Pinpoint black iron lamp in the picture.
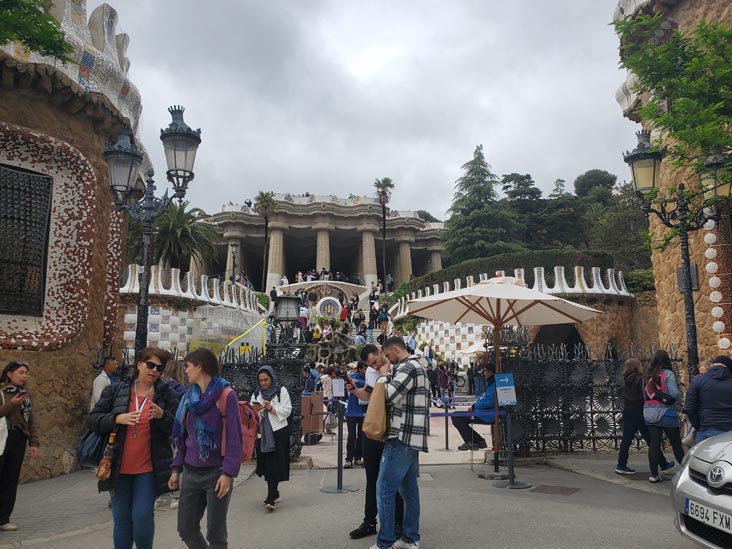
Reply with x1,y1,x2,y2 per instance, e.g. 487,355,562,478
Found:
702,149,732,201
230,240,239,283
624,129,723,377
104,106,201,356
160,105,201,200
625,130,663,195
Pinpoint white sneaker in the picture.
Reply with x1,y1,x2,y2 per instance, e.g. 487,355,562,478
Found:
393,540,419,549
0,523,18,532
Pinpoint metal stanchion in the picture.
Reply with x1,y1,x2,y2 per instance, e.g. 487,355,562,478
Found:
493,409,531,489
321,400,359,494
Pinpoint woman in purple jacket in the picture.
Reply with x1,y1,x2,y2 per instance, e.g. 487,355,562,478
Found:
168,348,242,549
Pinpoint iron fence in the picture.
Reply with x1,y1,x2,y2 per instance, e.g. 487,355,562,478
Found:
497,343,683,455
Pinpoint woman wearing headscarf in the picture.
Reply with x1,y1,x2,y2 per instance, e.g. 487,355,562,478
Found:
0,361,39,532
251,365,292,510
169,348,242,548
88,348,179,549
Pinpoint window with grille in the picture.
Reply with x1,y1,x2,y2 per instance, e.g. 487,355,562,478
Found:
0,164,53,316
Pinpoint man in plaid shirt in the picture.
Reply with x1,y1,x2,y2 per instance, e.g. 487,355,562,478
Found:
371,336,430,549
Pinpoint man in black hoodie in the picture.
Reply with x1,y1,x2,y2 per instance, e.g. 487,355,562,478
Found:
685,355,732,442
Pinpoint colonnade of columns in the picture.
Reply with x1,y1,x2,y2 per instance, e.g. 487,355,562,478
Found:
216,226,440,291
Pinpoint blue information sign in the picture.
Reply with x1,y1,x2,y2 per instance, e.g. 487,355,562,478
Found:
495,373,518,406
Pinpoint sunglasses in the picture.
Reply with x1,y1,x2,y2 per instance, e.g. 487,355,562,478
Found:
144,361,164,372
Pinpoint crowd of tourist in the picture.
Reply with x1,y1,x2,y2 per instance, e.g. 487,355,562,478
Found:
7,336,732,548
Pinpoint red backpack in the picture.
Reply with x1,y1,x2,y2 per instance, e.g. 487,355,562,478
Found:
218,387,261,462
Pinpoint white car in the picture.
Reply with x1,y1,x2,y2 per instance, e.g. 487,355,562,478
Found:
671,431,732,548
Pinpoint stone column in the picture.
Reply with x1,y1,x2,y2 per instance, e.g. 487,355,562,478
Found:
316,229,331,272
397,241,413,286
361,230,378,288
429,250,443,272
266,228,285,290
189,251,203,278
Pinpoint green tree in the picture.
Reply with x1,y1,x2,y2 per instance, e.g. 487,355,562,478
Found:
254,191,277,291
126,202,218,271
614,15,732,184
0,0,73,61
574,169,617,197
549,178,567,198
374,177,395,283
501,173,543,201
444,145,525,264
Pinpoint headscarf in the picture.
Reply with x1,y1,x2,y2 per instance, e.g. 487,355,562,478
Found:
2,384,31,423
173,375,230,461
256,365,281,453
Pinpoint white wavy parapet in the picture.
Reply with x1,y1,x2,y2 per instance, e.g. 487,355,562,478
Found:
120,265,264,314
1,1,142,129
391,266,633,320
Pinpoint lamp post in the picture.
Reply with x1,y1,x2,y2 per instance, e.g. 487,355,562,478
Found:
229,240,239,283
624,130,729,376
104,106,202,357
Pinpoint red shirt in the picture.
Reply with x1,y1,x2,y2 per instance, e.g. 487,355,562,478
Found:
119,389,153,475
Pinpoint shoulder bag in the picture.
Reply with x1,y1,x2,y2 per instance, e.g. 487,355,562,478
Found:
362,382,387,442
77,381,124,468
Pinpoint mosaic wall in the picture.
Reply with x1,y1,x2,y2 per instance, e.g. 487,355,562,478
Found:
119,265,265,354
103,210,125,349
1,0,142,132
0,123,96,350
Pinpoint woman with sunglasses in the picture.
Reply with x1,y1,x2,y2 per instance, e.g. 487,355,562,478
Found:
0,361,39,532
89,348,179,549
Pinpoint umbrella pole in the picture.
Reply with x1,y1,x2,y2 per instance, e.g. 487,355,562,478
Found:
492,324,501,472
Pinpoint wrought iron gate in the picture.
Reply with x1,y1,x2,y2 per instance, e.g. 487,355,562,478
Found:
497,343,683,455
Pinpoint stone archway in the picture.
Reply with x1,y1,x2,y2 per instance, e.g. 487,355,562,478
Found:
534,325,586,358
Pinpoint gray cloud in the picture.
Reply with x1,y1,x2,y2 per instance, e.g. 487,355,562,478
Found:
88,0,634,219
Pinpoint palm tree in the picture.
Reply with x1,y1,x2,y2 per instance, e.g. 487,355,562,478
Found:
126,201,218,272
373,177,395,288
254,191,277,291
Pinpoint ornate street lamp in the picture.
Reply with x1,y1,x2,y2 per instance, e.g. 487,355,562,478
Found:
104,106,201,357
624,130,724,376
229,240,239,283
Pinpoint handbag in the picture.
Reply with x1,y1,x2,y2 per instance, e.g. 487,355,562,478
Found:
362,382,387,442
682,417,697,447
76,429,107,468
0,392,8,456
77,381,123,468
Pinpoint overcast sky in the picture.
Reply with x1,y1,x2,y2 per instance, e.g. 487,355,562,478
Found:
88,0,638,219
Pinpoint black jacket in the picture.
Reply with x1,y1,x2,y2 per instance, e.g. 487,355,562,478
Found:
88,378,179,497
622,371,644,409
685,365,732,431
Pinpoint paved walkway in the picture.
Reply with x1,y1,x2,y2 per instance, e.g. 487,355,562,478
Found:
0,460,687,549
0,404,677,548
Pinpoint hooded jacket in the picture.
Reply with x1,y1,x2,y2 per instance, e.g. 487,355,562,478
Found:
685,365,732,432
622,371,644,409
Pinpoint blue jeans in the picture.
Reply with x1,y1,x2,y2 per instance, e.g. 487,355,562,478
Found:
697,428,726,442
376,439,420,548
111,472,156,549
474,376,485,398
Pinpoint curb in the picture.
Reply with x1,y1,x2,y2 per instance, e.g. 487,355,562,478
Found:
544,458,672,497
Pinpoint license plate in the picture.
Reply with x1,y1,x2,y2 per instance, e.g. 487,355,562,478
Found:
685,498,732,533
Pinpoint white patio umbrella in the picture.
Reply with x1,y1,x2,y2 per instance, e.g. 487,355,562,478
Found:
409,276,601,372
408,275,602,453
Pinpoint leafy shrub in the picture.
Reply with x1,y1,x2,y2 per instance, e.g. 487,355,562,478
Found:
624,269,655,292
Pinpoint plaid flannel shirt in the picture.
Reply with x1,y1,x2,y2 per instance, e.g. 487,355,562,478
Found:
380,356,430,452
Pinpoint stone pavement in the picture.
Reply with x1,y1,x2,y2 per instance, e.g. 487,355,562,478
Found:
0,427,678,549
0,459,688,549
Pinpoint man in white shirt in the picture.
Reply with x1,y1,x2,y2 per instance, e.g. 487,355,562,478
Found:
89,356,118,410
